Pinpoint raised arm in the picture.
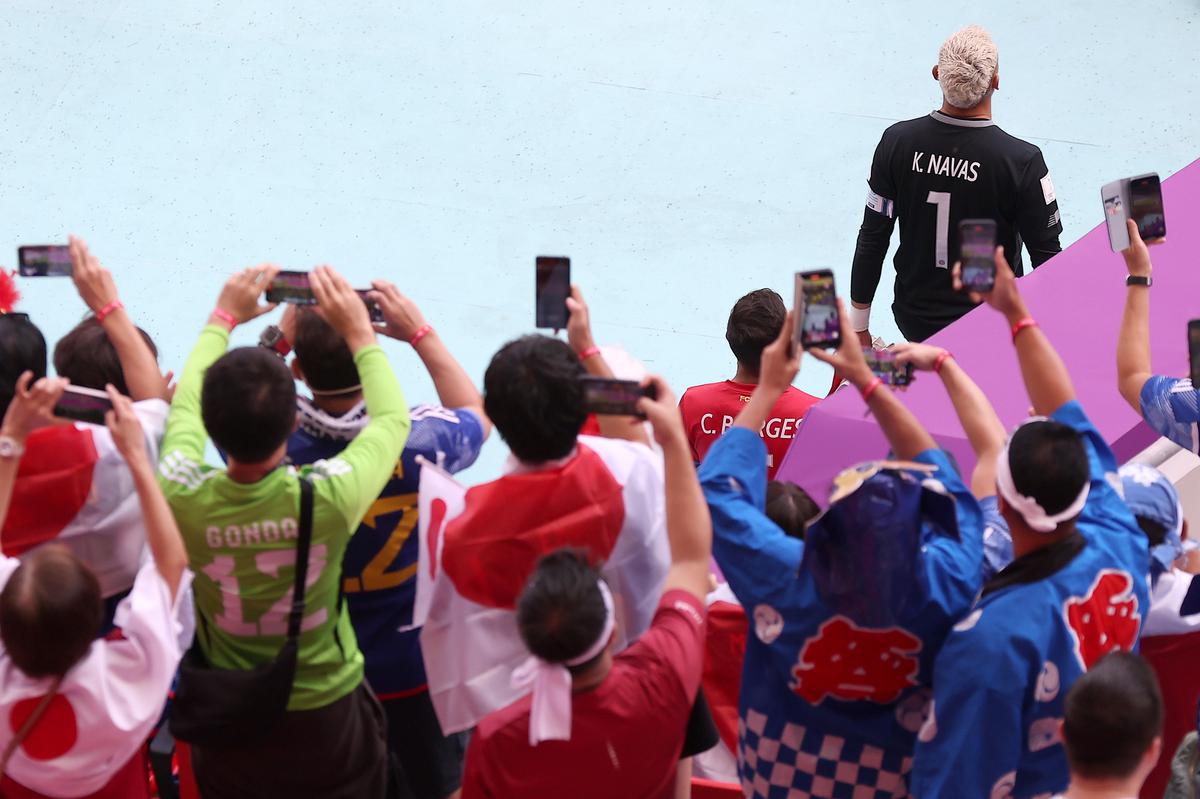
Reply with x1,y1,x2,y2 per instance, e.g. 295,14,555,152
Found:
309,266,411,525
894,343,1006,498
370,280,491,437
850,134,899,348
1014,150,1063,270
638,376,712,603
566,285,650,448
0,374,66,531
957,247,1074,415
105,385,188,597
160,264,280,468
1116,220,1159,411
69,236,167,401
809,300,937,459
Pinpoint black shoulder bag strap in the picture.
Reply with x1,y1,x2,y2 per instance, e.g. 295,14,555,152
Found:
287,476,315,643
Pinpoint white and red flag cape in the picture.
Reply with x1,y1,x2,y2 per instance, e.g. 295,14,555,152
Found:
416,435,669,733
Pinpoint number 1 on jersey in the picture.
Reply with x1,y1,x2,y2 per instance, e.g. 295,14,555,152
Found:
926,191,951,269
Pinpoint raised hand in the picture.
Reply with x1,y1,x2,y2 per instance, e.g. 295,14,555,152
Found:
952,247,1026,321
69,236,119,314
892,342,950,372
104,385,148,467
1121,219,1160,278
806,299,874,388
215,264,280,324
565,285,595,355
369,280,428,342
759,310,802,393
309,265,375,351
636,375,684,448
0,372,67,441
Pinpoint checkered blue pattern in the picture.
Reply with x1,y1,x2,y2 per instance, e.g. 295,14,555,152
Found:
1140,376,1200,453
739,710,912,799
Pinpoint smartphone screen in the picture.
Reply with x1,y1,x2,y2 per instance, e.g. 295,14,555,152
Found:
863,348,914,387
53,385,114,425
580,376,656,418
1129,174,1166,240
535,257,570,329
354,290,385,323
1189,320,1200,389
959,219,997,293
798,270,841,350
17,245,72,277
266,271,316,305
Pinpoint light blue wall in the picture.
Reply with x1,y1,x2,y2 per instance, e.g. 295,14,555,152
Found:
4,1,1198,480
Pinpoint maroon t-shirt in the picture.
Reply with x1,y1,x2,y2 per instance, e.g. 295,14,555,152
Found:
462,590,706,799
679,381,820,479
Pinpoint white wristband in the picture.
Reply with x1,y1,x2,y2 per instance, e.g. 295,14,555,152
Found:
848,303,871,332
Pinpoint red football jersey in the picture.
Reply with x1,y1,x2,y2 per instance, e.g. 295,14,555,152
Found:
678,381,820,479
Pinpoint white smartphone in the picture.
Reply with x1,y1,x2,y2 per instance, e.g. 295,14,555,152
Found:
1101,180,1130,252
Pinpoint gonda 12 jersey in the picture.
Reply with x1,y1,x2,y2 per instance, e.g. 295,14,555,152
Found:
851,110,1063,334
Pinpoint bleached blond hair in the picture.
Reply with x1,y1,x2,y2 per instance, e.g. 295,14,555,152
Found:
938,26,998,109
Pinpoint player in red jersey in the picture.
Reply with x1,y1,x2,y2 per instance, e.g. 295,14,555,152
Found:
679,289,820,479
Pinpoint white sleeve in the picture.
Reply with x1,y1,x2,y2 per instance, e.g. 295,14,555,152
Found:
101,562,194,730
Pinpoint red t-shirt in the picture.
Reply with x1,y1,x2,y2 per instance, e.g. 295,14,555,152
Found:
462,590,706,799
678,382,820,479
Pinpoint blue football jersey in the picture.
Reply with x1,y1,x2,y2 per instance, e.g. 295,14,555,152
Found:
911,401,1150,799
287,400,484,697
1140,375,1200,453
699,427,983,798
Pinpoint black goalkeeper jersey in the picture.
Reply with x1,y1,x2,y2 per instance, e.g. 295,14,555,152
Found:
851,110,1063,336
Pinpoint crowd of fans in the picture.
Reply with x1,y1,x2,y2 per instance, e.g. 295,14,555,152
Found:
0,23,1196,799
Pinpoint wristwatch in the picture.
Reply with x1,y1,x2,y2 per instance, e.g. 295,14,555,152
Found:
1126,275,1152,288
0,435,25,460
258,325,292,358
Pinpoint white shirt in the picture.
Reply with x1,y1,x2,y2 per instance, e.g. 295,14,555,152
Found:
0,556,193,798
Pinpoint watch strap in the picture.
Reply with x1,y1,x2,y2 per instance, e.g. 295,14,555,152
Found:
1126,275,1152,287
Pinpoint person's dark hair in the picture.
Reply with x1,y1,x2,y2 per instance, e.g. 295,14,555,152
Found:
292,309,359,393
517,549,607,675
53,317,158,397
766,481,821,541
484,336,587,463
1008,421,1090,519
0,314,48,418
725,289,786,376
202,347,297,463
0,545,102,677
1062,651,1163,779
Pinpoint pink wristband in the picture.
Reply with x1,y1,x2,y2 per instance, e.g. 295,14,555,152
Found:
1011,317,1038,342
409,324,433,347
933,351,954,374
860,376,884,402
578,345,602,361
211,308,238,330
95,299,124,323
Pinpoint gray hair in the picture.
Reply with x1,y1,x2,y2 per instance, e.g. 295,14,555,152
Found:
938,26,998,109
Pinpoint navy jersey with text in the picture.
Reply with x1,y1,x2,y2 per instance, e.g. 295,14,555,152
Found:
852,110,1063,329
287,400,484,697
912,401,1150,799
699,427,983,798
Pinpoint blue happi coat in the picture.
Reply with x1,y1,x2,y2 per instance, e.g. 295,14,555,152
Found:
699,427,984,799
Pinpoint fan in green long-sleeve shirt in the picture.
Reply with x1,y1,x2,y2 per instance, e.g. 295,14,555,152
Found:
159,323,410,710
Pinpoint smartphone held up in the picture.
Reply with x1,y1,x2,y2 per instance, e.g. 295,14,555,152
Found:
864,348,914,387
1101,173,1165,252
17,245,72,277
264,270,383,322
54,385,115,426
535,256,570,329
958,219,997,294
580,376,656,418
794,270,842,350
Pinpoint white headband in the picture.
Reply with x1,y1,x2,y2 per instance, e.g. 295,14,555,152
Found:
511,580,615,746
995,437,1089,534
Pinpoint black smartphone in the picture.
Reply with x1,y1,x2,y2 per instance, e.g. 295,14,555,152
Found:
959,219,997,293
797,269,841,350
17,245,72,277
54,385,114,425
354,290,385,323
580,376,656,418
535,256,571,329
1189,320,1200,389
1129,174,1166,241
863,348,914,387
266,270,316,305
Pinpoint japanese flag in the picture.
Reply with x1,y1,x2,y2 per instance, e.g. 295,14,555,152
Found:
411,457,466,629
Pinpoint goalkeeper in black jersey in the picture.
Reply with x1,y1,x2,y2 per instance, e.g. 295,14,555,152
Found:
850,26,1063,344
